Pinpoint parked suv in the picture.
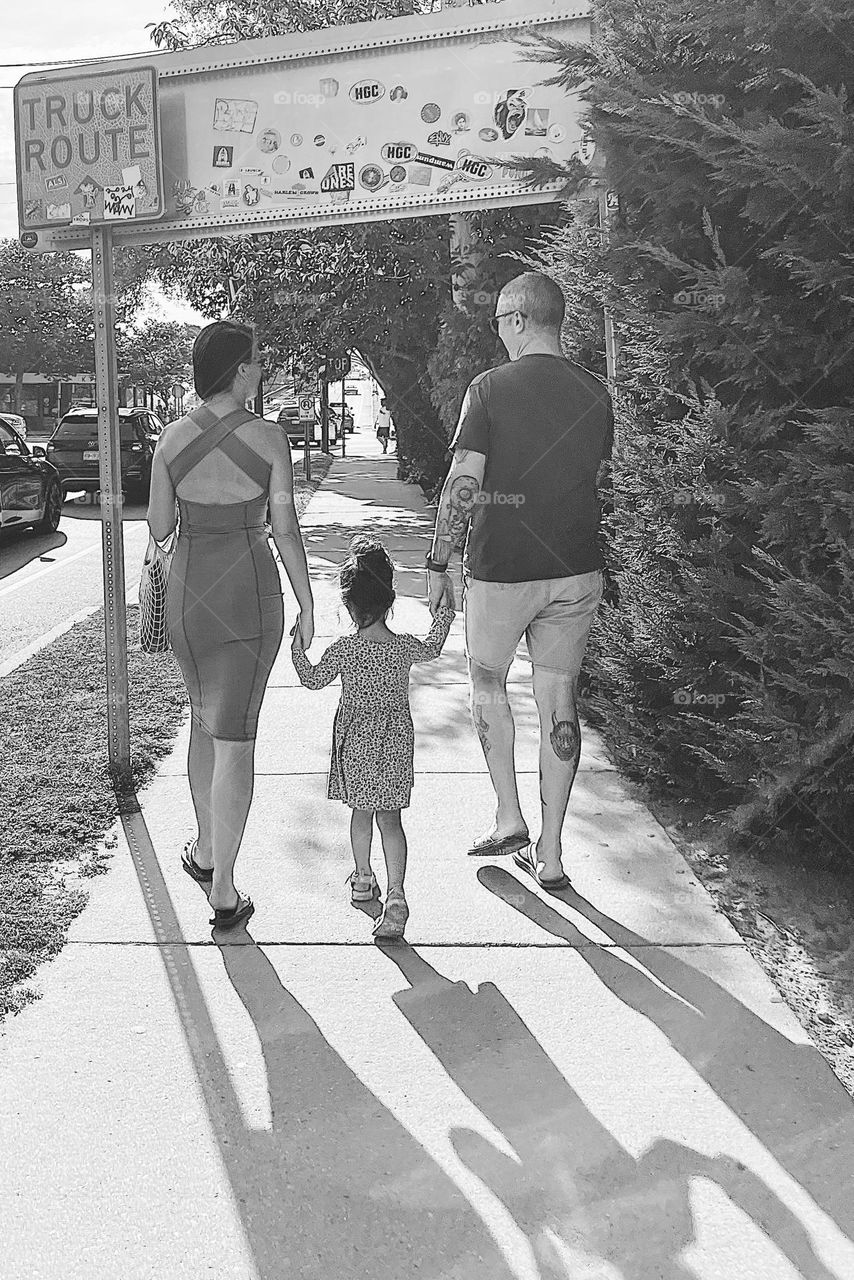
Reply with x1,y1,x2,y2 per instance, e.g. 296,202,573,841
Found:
47,408,164,500
276,400,338,447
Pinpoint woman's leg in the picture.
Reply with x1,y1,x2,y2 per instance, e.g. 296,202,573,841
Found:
208,737,257,910
187,715,215,868
350,809,374,876
376,810,407,895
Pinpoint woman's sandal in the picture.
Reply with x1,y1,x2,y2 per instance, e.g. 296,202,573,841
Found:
512,845,572,892
181,839,213,886
209,892,255,930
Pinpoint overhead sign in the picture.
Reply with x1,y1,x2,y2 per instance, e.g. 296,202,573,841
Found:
14,67,163,230
15,0,592,250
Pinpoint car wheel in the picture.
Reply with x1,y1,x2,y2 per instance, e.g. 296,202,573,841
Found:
37,479,63,533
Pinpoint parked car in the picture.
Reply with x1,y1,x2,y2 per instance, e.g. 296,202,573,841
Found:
276,399,318,446
0,412,28,441
46,407,165,500
0,418,63,535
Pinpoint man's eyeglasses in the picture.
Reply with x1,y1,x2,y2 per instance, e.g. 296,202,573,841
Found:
489,309,526,335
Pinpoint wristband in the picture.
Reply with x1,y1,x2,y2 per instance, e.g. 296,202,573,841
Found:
425,554,449,573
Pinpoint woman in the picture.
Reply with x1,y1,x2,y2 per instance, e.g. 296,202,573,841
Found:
147,320,314,928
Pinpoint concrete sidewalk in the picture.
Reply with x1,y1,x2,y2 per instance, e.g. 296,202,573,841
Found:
3,440,854,1280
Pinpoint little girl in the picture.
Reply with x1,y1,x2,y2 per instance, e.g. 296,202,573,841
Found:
291,535,455,940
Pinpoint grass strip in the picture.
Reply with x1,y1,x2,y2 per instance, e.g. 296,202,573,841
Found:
0,454,332,1020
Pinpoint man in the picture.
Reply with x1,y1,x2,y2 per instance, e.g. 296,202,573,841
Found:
427,271,612,889
375,399,392,453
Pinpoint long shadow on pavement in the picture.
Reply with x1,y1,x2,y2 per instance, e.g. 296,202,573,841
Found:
379,939,841,1280
476,866,854,1262
120,804,512,1280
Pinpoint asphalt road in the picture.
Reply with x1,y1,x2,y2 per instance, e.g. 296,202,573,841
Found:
0,494,152,673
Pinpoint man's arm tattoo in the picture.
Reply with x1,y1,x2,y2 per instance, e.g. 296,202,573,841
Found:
433,471,482,561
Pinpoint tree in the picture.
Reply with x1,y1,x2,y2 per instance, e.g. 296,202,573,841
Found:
524,0,854,863
149,0,555,489
116,319,198,405
0,240,93,411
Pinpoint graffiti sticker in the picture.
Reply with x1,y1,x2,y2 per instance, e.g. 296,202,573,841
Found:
381,142,416,163
257,128,281,154
408,164,432,186
420,103,441,123
525,108,550,137
359,164,386,191
320,162,356,192
103,186,135,220
494,89,528,139
414,151,455,171
213,98,259,133
350,80,385,104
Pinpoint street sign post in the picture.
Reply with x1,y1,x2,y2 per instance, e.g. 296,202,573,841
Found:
91,223,130,778
298,390,314,480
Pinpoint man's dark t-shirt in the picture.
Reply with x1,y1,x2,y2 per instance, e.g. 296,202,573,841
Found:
450,354,612,583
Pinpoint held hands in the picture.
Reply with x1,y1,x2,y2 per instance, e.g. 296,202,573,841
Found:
290,609,314,652
428,570,456,616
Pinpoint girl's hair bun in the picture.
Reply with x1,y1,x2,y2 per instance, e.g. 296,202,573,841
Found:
341,536,395,628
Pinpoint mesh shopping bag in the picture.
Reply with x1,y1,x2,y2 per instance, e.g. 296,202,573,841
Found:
139,533,175,654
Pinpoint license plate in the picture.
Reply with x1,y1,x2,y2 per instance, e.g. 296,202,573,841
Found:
83,450,99,461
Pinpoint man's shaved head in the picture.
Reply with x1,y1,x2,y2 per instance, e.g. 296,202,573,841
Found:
500,271,565,332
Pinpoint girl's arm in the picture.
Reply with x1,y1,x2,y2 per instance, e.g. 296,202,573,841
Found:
407,606,455,663
291,636,343,689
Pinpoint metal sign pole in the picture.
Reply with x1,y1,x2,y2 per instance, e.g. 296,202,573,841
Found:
341,380,346,458
91,223,131,777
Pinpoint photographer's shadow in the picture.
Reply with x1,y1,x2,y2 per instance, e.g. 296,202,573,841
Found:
379,939,839,1280
477,866,854,1257
213,930,511,1280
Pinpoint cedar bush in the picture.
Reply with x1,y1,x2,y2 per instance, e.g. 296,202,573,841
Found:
522,0,854,863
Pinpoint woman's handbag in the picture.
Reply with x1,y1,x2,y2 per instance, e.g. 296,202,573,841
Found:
139,531,175,654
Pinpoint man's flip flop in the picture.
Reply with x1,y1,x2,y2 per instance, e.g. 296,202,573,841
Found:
181,839,213,885
210,893,255,930
467,831,530,857
512,846,572,891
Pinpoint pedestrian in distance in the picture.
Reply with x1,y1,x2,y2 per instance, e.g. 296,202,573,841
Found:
375,399,392,453
291,535,455,940
147,320,314,930
427,270,613,890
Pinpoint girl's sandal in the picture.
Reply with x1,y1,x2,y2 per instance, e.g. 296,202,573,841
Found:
373,892,409,942
209,892,255,930
181,839,213,886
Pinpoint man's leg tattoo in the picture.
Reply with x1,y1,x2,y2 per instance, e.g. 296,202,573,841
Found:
474,703,492,758
550,709,580,764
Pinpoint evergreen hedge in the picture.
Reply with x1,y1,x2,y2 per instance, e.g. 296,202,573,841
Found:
520,0,854,864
